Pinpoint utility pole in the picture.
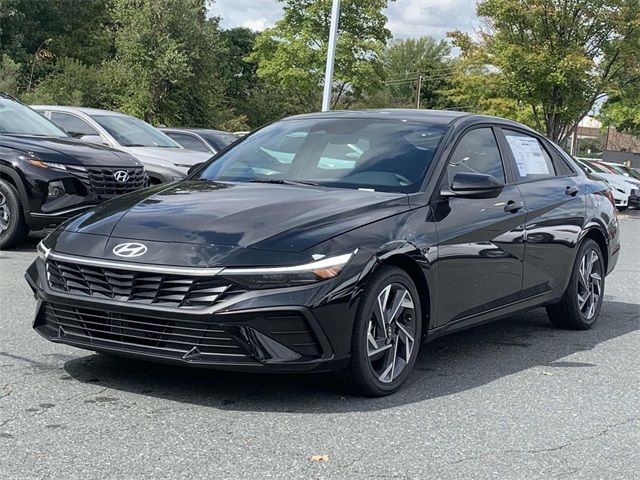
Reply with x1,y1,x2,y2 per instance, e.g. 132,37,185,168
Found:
322,0,341,112
416,75,424,109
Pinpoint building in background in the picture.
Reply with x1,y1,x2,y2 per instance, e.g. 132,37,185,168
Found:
568,116,640,168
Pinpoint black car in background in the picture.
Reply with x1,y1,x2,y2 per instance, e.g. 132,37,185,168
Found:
161,128,238,154
27,110,620,396
0,94,146,249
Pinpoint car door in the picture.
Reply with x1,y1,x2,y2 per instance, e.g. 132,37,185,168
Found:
499,128,586,300
433,126,527,327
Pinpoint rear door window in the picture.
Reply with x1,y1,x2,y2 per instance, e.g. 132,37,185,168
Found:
503,130,556,181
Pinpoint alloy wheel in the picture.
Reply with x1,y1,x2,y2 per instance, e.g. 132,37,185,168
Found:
577,248,602,320
0,192,10,235
366,283,417,384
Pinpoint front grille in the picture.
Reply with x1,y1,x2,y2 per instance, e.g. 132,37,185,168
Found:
46,259,246,309
42,302,254,361
67,165,146,197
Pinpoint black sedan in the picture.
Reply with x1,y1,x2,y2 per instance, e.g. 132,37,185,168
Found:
26,110,620,396
160,127,238,154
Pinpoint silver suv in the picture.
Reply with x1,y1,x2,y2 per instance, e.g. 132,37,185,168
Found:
32,106,213,183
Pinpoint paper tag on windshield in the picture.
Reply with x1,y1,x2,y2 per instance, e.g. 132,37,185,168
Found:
506,135,549,176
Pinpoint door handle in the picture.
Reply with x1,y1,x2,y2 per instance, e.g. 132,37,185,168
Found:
504,200,524,213
565,186,579,196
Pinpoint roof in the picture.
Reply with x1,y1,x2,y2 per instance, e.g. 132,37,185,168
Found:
285,108,471,125
30,105,128,117
160,127,232,135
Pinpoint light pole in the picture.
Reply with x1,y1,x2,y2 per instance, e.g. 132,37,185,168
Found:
416,75,424,109
322,0,341,112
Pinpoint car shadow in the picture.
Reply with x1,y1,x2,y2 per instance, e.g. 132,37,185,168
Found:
63,300,640,413
1,233,43,253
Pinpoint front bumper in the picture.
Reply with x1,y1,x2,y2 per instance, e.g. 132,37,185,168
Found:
25,255,366,372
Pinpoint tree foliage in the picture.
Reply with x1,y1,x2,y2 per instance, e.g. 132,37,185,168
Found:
250,0,391,111
450,0,640,143
380,37,453,109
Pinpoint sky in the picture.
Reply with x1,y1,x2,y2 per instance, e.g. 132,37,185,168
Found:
208,0,480,40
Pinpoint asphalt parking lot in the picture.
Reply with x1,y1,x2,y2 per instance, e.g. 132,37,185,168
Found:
1,212,639,480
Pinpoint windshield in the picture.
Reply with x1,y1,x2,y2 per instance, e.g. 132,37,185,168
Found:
92,114,181,148
196,118,449,193
0,98,67,137
584,160,614,174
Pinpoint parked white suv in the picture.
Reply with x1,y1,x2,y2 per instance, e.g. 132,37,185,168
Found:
32,106,213,184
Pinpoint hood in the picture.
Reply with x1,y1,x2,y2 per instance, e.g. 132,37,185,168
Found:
126,147,213,166
0,134,139,166
61,181,410,259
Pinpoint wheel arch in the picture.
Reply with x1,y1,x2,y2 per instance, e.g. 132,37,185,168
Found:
582,226,609,272
0,164,30,213
375,252,432,336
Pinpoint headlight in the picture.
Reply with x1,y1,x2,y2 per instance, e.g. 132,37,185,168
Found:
37,241,51,261
220,251,355,289
26,158,69,172
173,164,193,168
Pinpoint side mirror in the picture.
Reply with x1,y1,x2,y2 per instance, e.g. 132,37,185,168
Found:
441,172,504,198
80,134,108,146
187,162,204,176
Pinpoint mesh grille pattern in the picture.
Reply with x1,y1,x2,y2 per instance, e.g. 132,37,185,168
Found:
66,165,146,197
42,302,253,360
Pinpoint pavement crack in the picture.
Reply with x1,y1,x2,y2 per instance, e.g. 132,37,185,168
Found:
448,416,640,465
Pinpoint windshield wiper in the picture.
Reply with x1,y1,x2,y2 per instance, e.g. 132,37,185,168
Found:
249,179,322,187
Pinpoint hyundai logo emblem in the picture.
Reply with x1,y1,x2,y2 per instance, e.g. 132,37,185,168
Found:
113,242,148,258
114,170,130,183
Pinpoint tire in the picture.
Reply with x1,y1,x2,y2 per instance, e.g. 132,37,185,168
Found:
341,265,422,397
0,179,28,250
546,238,605,330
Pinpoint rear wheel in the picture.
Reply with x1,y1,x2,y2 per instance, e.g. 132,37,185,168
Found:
546,239,604,330
0,179,28,250
341,266,422,397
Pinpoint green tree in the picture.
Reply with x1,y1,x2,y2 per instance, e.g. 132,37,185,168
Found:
250,0,391,111
0,0,113,92
110,0,226,126
0,55,21,94
450,0,640,143
380,37,453,109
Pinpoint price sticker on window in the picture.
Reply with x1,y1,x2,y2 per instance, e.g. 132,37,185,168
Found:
506,135,550,176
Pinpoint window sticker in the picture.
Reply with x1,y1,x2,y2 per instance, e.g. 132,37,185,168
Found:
506,135,550,176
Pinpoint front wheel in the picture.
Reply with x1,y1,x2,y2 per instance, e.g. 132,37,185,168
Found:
0,179,28,250
341,266,422,397
546,238,605,330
